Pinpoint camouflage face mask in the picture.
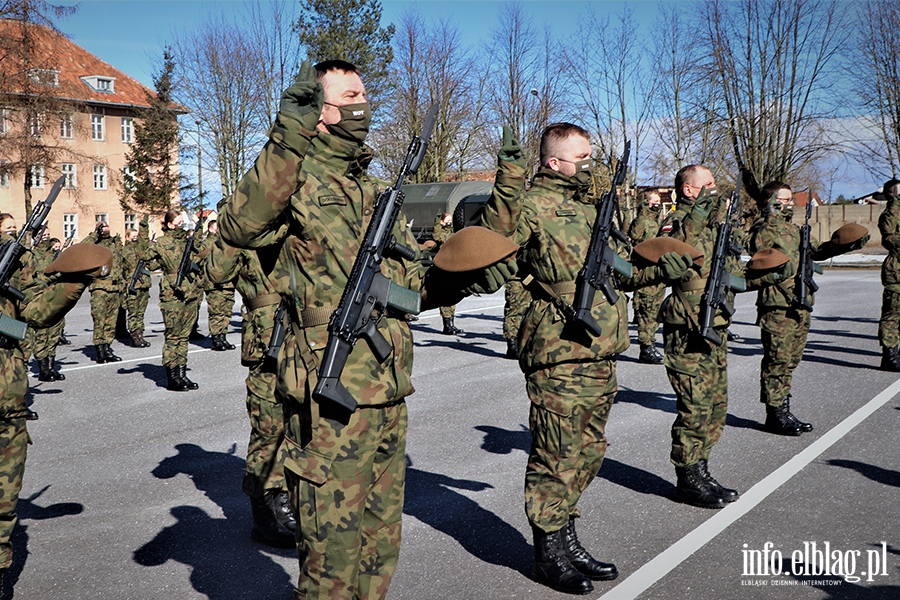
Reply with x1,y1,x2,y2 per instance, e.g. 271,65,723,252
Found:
571,158,594,188
325,102,371,144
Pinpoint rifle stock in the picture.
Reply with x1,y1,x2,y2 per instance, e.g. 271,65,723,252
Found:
311,104,438,412
793,196,818,311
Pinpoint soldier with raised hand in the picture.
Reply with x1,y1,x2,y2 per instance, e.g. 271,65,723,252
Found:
0,224,111,592
122,216,152,348
145,210,203,392
480,124,694,595
205,232,296,548
218,60,513,600
879,179,900,370
628,189,666,364
84,221,126,363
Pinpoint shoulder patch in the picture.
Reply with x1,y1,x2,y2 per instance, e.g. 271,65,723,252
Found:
318,195,346,207
555,208,577,217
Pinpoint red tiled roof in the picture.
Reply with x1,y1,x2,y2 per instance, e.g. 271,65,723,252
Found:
793,191,822,207
0,18,156,109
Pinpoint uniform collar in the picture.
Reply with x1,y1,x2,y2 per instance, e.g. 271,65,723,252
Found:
310,130,373,177
533,167,592,203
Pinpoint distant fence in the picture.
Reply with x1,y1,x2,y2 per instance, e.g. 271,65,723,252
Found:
795,204,886,247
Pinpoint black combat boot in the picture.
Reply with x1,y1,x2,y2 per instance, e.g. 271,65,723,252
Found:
221,335,235,350
697,459,739,503
764,403,802,436
264,490,297,534
505,337,519,359
675,463,727,509
250,495,296,549
782,396,813,433
166,366,190,391
211,334,235,351
563,518,618,581
37,357,54,382
58,333,71,345
531,526,594,595
726,329,741,342
94,344,107,364
638,343,663,364
178,365,199,390
130,330,150,348
881,346,900,371
48,357,65,381
103,344,122,362
441,317,462,335
189,324,205,341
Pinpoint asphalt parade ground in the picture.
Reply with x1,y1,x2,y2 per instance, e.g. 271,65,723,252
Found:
9,269,899,600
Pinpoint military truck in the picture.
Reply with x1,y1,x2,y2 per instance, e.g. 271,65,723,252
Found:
401,181,493,242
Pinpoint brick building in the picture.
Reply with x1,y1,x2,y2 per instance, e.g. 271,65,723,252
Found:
0,19,179,241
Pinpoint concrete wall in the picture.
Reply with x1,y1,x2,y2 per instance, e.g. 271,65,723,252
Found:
795,204,885,247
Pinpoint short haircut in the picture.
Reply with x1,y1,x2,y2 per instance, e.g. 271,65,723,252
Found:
48,237,60,245
644,189,661,200
125,229,137,235
315,60,360,80
540,122,590,166
207,219,217,230
883,179,900,195
0,213,12,222
673,165,707,195
759,180,792,205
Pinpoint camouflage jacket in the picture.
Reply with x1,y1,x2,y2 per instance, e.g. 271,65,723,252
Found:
122,219,151,291
145,228,203,304
219,128,430,407
84,233,126,293
880,194,900,289
206,235,287,365
1,234,88,416
628,201,662,244
481,165,667,371
196,232,233,292
748,210,818,310
432,217,452,246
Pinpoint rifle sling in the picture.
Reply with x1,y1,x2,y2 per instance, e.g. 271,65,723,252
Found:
245,293,281,311
672,277,708,330
524,276,577,315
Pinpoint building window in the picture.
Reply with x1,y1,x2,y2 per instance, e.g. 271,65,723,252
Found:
63,213,78,240
30,164,45,188
122,165,135,191
121,117,133,143
62,163,77,189
0,109,7,135
93,164,107,190
125,213,137,231
0,161,9,188
91,114,104,141
95,213,108,225
29,113,42,137
96,78,112,91
60,115,73,139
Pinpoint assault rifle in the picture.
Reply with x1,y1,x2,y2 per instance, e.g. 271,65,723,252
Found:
128,259,151,294
266,302,287,361
698,182,746,346
55,230,76,260
0,176,65,340
312,104,437,412
173,231,199,294
793,195,821,311
571,141,634,337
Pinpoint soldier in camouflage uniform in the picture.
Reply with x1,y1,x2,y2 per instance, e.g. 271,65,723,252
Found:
122,217,152,348
502,272,529,358
0,220,104,592
198,220,236,351
480,123,693,595
84,222,125,363
205,233,296,548
28,238,67,381
145,211,203,392
628,190,666,364
432,212,463,335
878,179,900,371
218,60,510,600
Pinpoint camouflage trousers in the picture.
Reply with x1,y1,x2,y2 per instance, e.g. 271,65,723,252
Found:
90,289,122,345
205,287,235,336
524,360,616,533
439,304,455,319
0,418,29,570
30,319,64,360
879,287,900,349
503,277,529,340
284,400,407,600
759,308,810,407
126,289,150,334
160,299,200,366
663,324,728,467
241,361,287,498
633,283,665,345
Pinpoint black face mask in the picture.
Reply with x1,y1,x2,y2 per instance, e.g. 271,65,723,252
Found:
325,102,371,144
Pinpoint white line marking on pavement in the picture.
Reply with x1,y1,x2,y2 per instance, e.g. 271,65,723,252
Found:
415,303,505,321
598,377,900,600
37,347,212,375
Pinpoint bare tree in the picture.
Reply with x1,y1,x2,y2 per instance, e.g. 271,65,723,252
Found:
703,0,846,201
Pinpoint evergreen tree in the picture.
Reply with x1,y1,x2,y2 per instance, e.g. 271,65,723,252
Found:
296,0,395,109
122,49,184,213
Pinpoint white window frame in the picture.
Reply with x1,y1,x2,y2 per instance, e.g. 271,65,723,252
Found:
93,164,107,190
62,163,77,189
29,113,42,137
30,164,45,188
122,165,135,191
0,108,7,135
63,213,78,240
125,213,138,231
0,161,9,188
91,114,104,141
60,114,73,139
121,117,133,143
